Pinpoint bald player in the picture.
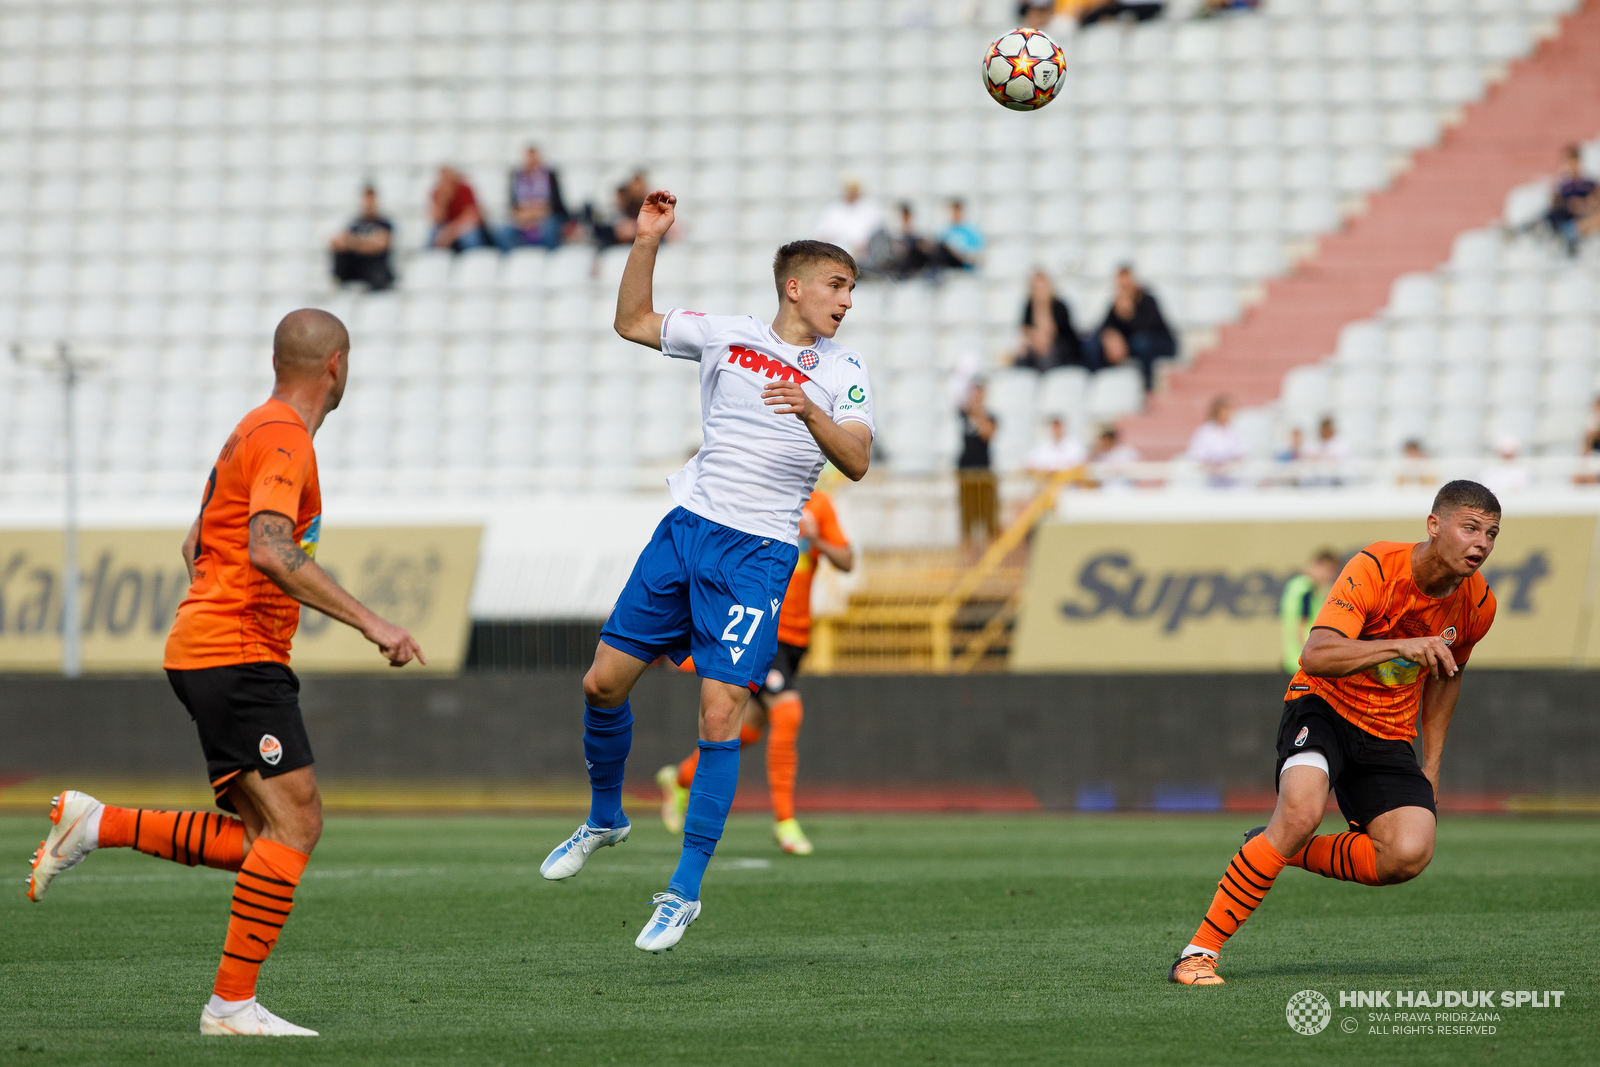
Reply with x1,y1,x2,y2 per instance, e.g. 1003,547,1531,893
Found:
27,309,424,1037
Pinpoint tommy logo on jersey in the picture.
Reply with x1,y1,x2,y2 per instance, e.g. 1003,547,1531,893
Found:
798,349,819,370
727,345,810,383
259,734,283,765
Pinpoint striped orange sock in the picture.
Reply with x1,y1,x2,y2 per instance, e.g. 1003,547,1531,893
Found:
676,723,764,789
98,806,245,871
213,837,309,1001
1286,831,1382,886
1189,833,1289,955
766,697,803,822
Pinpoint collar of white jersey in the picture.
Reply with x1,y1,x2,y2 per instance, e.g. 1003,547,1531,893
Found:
763,324,827,354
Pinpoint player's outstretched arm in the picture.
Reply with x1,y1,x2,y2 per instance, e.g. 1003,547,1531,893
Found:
1299,628,1457,680
1417,670,1462,800
613,190,677,350
247,512,426,667
763,379,872,480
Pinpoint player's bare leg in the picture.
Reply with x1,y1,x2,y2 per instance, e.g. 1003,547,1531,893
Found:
1356,805,1435,884
200,767,321,1036
542,642,651,880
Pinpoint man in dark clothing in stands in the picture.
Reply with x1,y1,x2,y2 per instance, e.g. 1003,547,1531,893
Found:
502,145,568,250
957,380,1000,547
1544,144,1597,255
1014,270,1084,371
1095,265,1176,392
329,186,394,290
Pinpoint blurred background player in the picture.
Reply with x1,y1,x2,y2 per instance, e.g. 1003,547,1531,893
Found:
657,480,855,856
26,310,425,1036
1170,481,1499,985
537,190,873,952
1279,548,1340,674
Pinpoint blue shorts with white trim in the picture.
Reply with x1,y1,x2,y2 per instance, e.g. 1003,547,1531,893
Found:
600,507,799,690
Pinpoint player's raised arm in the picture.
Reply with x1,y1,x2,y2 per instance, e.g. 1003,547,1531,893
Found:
247,512,425,667
613,190,677,349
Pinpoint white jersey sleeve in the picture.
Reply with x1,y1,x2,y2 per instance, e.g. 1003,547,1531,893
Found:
661,309,744,362
826,349,875,434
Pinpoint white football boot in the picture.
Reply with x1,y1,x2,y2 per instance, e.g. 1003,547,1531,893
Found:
539,820,631,880
634,891,702,952
27,790,103,902
200,1001,319,1036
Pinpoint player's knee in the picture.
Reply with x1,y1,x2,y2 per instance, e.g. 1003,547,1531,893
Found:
1378,838,1433,884
582,666,624,707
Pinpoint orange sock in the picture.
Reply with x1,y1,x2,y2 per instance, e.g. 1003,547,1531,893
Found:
98,806,245,871
1188,833,1289,955
1286,831,1382,886
676,723,764,789
766,697,803,822
213,837,309,1001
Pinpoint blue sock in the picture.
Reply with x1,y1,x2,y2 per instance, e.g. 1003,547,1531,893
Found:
668,739,740,900
583,700,632,829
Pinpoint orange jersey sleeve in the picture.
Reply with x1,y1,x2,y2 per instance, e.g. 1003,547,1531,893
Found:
164,400,323,670
1286,542,1497,741
776,491,849,648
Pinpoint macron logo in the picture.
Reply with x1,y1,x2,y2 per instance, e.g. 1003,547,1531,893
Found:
727,345,810,384
730,646,745,663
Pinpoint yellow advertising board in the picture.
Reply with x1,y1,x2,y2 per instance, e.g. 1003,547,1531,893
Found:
0,526,480,673
1012,515,1598,671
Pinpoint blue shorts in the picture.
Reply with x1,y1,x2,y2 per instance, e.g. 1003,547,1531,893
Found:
601,507,800,690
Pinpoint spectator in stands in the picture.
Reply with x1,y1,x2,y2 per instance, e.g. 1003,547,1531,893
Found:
1542,144,1597,256
1577,399,1600,484
930,199,984,272
817,181,887,268
1077,0,1164,27
1025,416,1088,475
1395,439,1438,488
429,166,492,252
591,170,650,250
501,146,568,250
1013,271,1085,371
1298,414,1348,486
1275,426,1305,465
1092,265,1176,392
1198,0,1261,16
1185,394,1248,486
957,381,1000,547
1089,424,1141,488
329,186,394,291
1480,435,1532,496
889,202,932,278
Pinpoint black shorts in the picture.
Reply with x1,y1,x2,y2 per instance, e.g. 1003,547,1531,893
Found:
1275,694,1436,831
759,641,808,697
167,663,315,813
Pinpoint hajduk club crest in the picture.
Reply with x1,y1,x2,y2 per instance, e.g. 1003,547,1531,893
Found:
798,349,819,371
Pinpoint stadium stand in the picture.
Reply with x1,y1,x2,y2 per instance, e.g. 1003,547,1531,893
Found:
0,0,1582,505
1123,0,1600,459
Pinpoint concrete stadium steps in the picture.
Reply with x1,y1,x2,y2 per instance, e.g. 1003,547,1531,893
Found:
1120,0,1600,458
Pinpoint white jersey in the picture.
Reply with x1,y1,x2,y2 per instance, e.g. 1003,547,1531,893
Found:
660,309,875,544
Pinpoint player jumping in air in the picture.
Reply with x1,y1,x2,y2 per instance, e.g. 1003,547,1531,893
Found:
538,190,873,951
1169,480,1500,985
27,310,425,1035
656,483,854,856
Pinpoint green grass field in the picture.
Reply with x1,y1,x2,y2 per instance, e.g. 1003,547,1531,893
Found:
1,813,1594,1066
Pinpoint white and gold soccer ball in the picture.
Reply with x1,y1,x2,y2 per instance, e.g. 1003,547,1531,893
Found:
981,27,1067,112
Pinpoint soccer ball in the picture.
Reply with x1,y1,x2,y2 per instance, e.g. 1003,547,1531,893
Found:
982,28,1066,112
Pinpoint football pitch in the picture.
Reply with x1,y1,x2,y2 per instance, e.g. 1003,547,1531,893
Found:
2,813,1594,1066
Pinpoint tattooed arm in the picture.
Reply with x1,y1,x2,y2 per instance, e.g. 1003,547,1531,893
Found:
247,511,425,667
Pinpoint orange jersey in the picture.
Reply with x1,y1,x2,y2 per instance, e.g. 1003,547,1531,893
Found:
776,491,848,648
1286,541,1496,742
164,399,322,670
